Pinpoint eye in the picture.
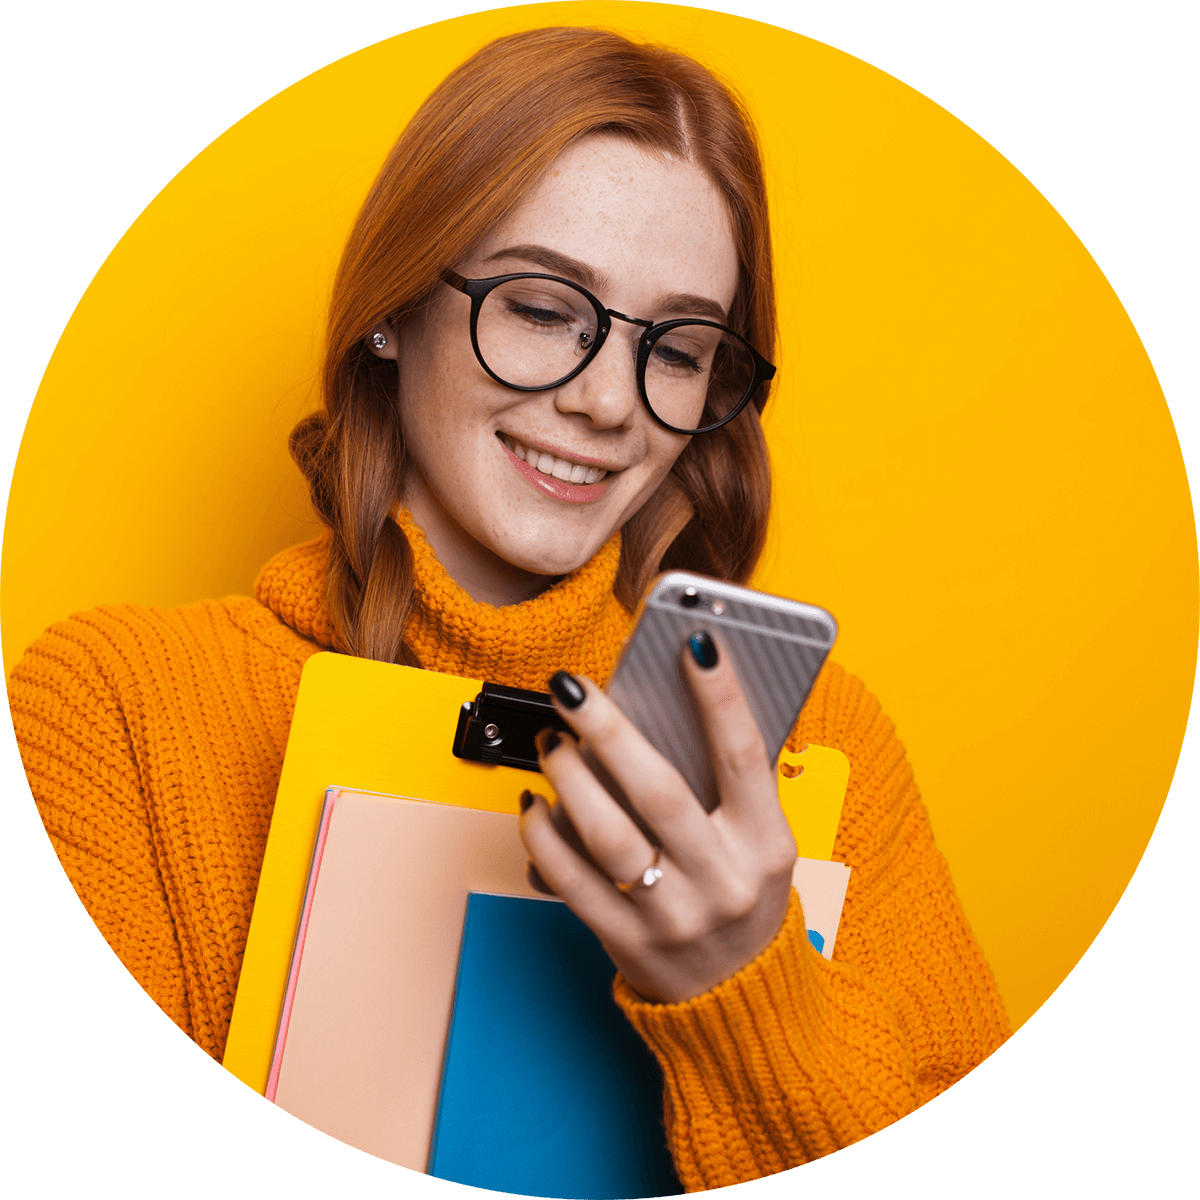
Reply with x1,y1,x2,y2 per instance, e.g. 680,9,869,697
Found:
652,341,704,374
506,301,572,326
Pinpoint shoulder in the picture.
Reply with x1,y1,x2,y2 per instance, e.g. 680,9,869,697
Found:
791,660,898,762
8,594,319,713
10,593,317,669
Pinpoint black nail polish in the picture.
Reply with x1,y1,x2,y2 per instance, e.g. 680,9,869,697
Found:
535,727,560,756
519,789,534,813
548,670,586,709
689,630,718,669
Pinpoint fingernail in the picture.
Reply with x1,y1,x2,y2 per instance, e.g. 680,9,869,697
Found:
535,727,560,757
519,789,534,813
689,630,718,669
548,670,586,709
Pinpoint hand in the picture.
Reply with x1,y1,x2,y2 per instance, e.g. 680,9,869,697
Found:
518,633,798,1003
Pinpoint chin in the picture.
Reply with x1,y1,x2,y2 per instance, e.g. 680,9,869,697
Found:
492,526,609,579
507,546,599,579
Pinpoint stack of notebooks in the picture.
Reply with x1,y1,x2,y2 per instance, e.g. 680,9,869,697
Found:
224,653,852,1199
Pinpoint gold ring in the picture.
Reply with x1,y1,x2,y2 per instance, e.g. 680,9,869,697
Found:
615,849,663,894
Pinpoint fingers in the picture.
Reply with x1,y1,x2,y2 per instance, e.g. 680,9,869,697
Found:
679,632,796,855
534,727,662,890
678,631,770,779
517,789,643,943
545,671,714,860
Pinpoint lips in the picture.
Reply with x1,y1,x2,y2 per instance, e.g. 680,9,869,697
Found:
496,433,617,504
499,434,610,484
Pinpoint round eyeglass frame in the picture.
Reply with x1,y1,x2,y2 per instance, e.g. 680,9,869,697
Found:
441,270,776,436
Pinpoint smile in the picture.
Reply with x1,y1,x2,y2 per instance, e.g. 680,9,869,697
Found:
498,434,611,484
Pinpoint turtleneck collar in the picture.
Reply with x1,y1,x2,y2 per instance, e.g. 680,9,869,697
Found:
253,511,633,690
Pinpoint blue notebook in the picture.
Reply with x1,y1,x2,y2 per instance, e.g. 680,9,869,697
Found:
429,892,683,1199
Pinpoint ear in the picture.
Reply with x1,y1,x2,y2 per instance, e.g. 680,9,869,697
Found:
366,322,400,361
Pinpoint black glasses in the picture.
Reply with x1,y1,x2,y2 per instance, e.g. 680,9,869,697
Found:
442,271,775,435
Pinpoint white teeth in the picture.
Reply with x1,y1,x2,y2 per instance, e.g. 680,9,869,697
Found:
502,435,609,484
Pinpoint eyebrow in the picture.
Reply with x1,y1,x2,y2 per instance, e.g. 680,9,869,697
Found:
482,243,731,325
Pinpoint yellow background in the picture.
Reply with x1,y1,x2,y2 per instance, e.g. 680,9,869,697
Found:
3,2,1195,1031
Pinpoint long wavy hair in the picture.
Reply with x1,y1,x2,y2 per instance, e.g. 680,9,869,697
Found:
290,26,776,665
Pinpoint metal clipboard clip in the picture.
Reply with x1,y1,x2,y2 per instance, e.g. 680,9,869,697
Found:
451,682,571,773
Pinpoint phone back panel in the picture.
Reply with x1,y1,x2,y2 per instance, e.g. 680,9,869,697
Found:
605,573,837,812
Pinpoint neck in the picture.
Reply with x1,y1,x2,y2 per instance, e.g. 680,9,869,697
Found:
401,493,560,607
253,516,631,689
393,506,631,690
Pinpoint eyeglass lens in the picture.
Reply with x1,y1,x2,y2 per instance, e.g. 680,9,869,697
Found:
475,277,756,433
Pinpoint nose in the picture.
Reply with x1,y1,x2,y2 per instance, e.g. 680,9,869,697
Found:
552,326,640,430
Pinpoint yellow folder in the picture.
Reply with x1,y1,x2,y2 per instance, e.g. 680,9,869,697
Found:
222,651,848,1094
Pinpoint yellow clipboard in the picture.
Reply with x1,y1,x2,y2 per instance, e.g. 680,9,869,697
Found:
222,651,848,1093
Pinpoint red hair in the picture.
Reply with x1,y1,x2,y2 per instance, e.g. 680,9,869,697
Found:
291,26,776,665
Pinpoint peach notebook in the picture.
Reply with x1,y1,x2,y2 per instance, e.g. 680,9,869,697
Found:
268,788,544,1171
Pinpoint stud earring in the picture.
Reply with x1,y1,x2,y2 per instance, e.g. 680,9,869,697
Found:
371,332,388,350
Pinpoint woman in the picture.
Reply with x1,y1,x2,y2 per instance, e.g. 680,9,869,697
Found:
11,26,1009,1190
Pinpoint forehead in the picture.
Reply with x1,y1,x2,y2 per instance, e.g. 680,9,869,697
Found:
476,134,740,310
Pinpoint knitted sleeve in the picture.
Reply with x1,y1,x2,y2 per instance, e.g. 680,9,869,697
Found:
8,613,194,1040
614,662,1011,1190
11,597,314,1063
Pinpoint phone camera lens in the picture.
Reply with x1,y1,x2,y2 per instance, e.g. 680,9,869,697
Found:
680,587,700,609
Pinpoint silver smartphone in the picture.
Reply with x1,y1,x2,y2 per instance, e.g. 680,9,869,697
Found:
604,572,838,812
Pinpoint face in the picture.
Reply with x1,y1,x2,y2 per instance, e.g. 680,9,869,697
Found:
371,134,740,605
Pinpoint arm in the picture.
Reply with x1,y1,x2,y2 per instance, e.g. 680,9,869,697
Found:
9,614,194,1042
522,657,1009,1189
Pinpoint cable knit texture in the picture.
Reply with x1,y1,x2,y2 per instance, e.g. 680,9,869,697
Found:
10,513,1008,1189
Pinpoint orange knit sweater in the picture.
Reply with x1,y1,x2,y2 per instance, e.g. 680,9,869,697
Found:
10,510,1009,1189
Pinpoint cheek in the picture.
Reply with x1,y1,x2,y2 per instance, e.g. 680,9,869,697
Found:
398,324,477,451
624,428,691,507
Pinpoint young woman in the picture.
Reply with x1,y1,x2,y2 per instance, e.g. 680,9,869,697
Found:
11,26,1009,1190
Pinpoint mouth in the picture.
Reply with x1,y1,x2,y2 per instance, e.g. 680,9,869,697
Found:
497,433,613,484
496,432,620,504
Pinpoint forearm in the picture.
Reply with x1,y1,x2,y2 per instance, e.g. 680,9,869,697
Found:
615,892,919,1189
615,663,1010,1189
42,829,194,1037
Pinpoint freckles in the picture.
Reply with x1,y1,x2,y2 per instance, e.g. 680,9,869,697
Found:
410,329,479,441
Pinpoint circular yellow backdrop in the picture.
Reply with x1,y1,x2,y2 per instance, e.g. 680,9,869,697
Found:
3,1,1196,1032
